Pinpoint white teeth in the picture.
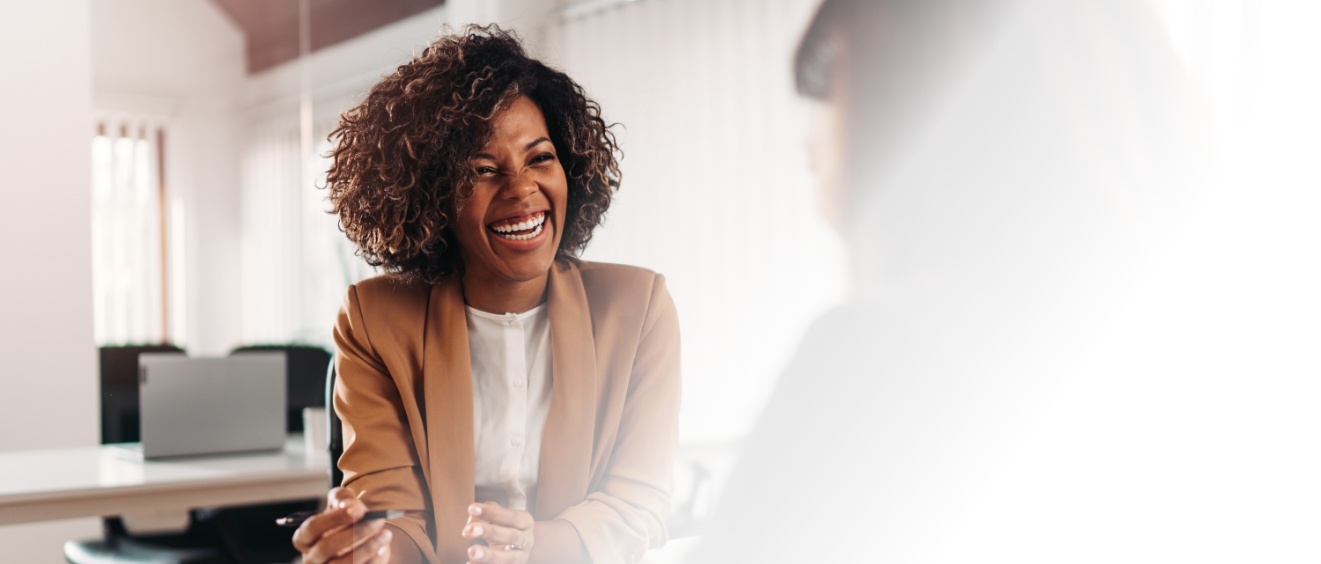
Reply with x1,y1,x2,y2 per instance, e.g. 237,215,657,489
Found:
495,221,544,241
490,212,546,241
491,212,546,234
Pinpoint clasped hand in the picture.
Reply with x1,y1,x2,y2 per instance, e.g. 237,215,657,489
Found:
462,501,536,564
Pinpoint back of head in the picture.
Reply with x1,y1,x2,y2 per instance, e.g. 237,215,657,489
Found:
795,0,1020,191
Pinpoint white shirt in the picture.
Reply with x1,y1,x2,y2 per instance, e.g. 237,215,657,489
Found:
466,303,553,511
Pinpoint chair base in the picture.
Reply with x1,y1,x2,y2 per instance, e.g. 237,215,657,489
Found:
64,537,229,564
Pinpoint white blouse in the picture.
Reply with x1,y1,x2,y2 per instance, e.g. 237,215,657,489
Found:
466,303,553,512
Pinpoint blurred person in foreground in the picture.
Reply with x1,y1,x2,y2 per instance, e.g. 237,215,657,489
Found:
292,26,680,564
681,0,1298,562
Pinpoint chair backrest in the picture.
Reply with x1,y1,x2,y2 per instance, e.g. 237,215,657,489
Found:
325,358,344,488
99,344,186,444
230,345,331,433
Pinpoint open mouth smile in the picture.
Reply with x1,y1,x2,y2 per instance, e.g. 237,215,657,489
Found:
488,211,547,241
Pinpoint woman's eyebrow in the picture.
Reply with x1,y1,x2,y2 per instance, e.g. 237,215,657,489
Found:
469,137,550,161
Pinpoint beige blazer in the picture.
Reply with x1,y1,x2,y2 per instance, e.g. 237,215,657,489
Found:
333,259,681,563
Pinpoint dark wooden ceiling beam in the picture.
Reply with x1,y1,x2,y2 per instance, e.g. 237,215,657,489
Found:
210,0,445,74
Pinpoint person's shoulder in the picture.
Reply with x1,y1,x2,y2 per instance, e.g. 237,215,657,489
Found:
340,274,435,351
564,259,677,331
571,258,663,285
347,273,433,311
568,258,668,300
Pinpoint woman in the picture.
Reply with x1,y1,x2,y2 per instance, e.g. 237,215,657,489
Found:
690,0,1214,562
292,26,680,564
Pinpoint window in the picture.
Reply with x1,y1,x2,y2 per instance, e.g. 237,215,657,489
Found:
91,117,176,345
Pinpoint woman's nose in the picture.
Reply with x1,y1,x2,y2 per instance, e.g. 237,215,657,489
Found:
501,174,538,199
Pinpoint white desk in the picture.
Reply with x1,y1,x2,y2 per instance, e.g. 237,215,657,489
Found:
0,437,329,526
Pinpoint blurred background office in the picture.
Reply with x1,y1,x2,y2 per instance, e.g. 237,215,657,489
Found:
0,0,1318,560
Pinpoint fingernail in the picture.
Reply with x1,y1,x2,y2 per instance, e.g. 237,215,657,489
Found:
378,546,387,556
468,505,482,516
462,525,471,536
472,525,484,536
473,547,486,559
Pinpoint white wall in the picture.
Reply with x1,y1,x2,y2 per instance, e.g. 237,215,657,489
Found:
93,0,246,355
0,0,104,559
0,0,96,455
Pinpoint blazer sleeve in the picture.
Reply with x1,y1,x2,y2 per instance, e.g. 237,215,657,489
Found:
557,275,682,563
334,284,439,563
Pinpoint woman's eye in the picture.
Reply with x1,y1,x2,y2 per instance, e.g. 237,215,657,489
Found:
532,153,555,164
475,166,498,175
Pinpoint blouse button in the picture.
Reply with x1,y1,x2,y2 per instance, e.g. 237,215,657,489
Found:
511,437,522,447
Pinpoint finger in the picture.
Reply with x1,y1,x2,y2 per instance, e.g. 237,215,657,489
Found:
470,543,527,564
468,502,534,530
367,545,391,564
306,519,386,564
292,500,368,553
461,518,487,541
329,527,392,564
465,520,529,550
327,487,355,505
467,543,495,563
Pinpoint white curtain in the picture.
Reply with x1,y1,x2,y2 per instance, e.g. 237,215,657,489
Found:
240,117,375,350
91,117,166,345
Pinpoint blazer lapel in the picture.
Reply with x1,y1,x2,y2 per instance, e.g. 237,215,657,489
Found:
422,278,476,562
534,260,598,519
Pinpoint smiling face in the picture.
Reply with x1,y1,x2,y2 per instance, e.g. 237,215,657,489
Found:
452,95,569,311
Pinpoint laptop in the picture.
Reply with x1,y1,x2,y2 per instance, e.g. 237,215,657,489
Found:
113,352,287,459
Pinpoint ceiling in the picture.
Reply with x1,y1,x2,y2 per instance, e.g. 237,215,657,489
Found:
209,0,445,74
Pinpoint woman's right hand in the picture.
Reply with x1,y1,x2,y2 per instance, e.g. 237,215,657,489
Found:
292,487,394,563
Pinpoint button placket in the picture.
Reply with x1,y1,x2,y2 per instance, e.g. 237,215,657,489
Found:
505,313,527,486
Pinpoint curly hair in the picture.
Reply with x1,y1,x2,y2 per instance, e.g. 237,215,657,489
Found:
325,24,620,283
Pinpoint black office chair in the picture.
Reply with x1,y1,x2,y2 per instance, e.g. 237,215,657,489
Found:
97,344,186,445
230,344,333,434
326,358,344,488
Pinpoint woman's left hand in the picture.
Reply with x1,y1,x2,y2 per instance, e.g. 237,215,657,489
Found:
462,502,536,563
